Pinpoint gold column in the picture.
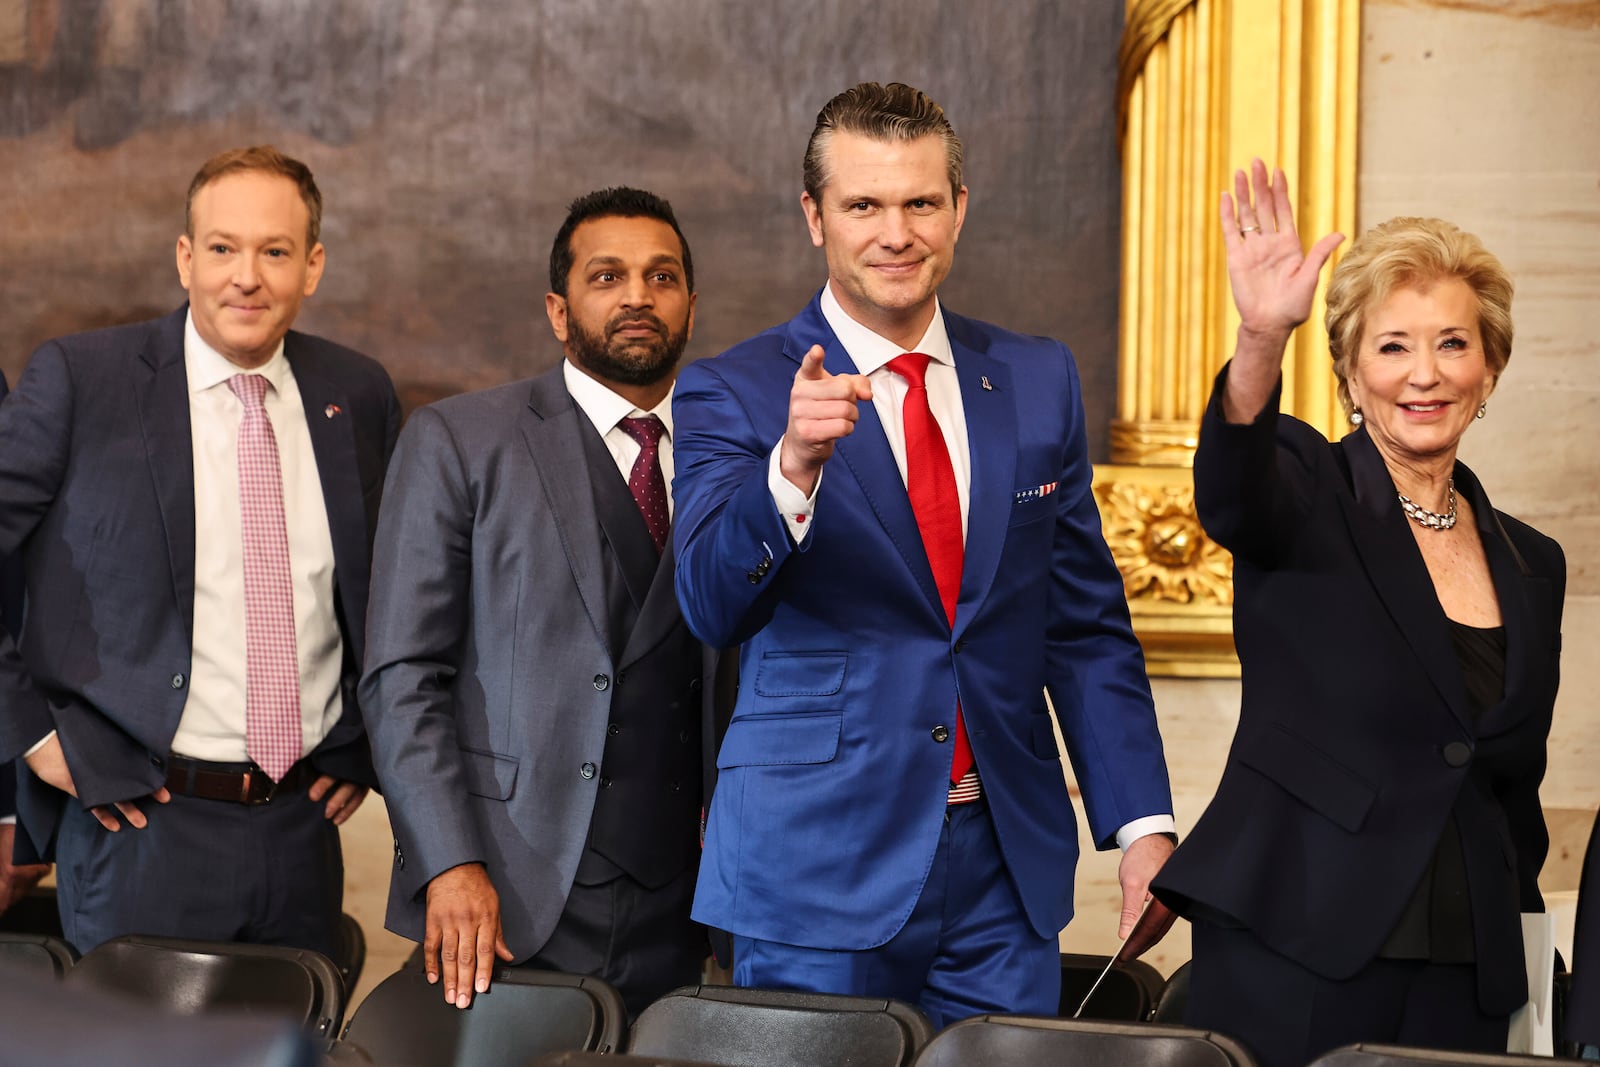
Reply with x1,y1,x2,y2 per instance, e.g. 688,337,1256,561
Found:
1092,0,1359,676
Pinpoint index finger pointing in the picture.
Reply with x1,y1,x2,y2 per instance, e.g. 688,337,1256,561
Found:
795,344,828,381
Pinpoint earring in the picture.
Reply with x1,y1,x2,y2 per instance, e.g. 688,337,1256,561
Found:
1476,402,1487,420
1350,409,1364,426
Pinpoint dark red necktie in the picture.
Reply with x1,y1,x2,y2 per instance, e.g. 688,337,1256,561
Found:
887,353,973,785
618,415,670,554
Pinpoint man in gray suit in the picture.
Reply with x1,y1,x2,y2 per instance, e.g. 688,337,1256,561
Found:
361,187,707,1015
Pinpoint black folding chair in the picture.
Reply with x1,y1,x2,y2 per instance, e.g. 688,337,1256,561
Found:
65,934,346,1041
0,930,77,978
0,886,64,936
1308,1045,1561,1066
1153,959,1192,1023
333,912,367,993
912,1015,1257,1067
1059,951,1168,1020
529,1054,722,1067
627,984,933,1067
336,964,626,1067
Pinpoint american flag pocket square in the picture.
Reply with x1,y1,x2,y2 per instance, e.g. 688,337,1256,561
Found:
1014,481,1058,504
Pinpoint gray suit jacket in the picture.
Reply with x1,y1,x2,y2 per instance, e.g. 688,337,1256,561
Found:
360,367,712,956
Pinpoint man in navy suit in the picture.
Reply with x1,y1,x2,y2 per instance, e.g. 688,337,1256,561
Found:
671,82,1174,1026
0,146,399,957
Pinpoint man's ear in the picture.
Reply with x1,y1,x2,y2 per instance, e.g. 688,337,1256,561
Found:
801,191,826,249
545,292,569,342
176,234,194,291
302,242,326,297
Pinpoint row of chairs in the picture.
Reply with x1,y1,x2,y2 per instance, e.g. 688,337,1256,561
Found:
0,930,1572,1067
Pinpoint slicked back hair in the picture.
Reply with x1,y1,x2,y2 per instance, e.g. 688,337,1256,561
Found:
549,187,694,298
185,145,323,249
1325,216,1514,416
803,82,964,204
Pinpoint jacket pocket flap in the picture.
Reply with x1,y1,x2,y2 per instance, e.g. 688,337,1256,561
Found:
1235,724,1377,833
753,652,848,696
459,747,519,800
717,712,842,769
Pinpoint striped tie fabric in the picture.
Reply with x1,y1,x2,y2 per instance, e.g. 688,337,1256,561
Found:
227,374,302,782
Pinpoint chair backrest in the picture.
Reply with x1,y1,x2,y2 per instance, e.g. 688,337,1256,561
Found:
337,965,626,1067
528,1054,723,1067
333,912,367,993
626,984,934,1067
1059,951,1168,1020
0,886,64,936
0,931,77,978
1153,959,1192,1023
1308,1045,1565,1067
912,1015,1258,1067
64,934,346,1041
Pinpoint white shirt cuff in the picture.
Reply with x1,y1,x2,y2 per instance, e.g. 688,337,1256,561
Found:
23,730,56,760
0,815,15,826
1116,814,1177,851
767,439,820,544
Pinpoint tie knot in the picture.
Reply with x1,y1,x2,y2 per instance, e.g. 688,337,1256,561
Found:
227,373,271,409
887,352,933,389
618,414,665,449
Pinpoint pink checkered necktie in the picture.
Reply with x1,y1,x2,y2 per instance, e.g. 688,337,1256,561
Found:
887,353,974,785
228,373,302,782
618,415,670,555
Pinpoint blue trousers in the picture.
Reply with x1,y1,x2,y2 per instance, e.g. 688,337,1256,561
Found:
732,798,1060,1029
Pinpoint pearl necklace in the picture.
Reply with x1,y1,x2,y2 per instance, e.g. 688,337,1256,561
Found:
1397,478,1457,531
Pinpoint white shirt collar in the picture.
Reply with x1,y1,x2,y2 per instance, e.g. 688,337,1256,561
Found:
184,311,291,396
561,360,675,439
818,282,954,375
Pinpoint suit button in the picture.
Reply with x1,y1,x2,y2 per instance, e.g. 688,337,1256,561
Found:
171,673,185,689
581,762,597,779
616,671,626,687
747,571,761,584
593,674,609,691
670,781,682,792
608,723,620,736
688,677,702,693
1442,741,1472,767
679,730,690,744
599,777,612,789
953,639,965,654
931,725,950,743
756,559,771,575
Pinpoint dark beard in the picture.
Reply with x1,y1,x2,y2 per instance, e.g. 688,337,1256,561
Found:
566,310,688,388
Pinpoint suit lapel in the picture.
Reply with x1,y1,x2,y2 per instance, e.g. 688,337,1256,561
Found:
785,301,946,624
619,528,686,671
1334,429,1473,730
134,308,197,639
285,338,369,658
949,330,1014,640
575,416,659,617
1459,464,1542,738
522,369,615,660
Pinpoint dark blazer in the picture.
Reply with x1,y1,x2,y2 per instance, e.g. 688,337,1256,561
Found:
0,371,17,825
1154,366,1564,1016
0,306,400,860
360,367,713,957
1567,812,1600,1046
672,292,1172,950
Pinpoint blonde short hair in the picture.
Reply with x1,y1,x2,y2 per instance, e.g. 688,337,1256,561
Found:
1325,217,1513,415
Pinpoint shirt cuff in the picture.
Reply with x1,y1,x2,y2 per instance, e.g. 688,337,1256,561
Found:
23,730,56,760
0,815,15,826
1116,814,1177,851
768,439,820,544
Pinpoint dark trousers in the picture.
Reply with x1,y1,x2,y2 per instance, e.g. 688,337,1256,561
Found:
55,780,342,959
1186,918,1509,1067
521,858,703,1018
732,798,1060,1030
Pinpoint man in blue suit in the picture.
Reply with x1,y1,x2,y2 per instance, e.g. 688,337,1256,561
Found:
671,82,1175,1026
0,146,399,956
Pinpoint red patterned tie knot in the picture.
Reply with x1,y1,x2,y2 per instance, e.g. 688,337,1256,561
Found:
887,352,932,390
228,372,271,408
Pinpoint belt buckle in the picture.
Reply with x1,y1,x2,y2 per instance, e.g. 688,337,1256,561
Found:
240,767,280,806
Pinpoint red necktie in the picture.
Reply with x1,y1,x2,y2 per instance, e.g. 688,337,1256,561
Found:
887,353,973,785
228,373,302,782
618,415,670,555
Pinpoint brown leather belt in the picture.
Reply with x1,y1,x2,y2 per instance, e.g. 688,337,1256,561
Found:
163,755,315,805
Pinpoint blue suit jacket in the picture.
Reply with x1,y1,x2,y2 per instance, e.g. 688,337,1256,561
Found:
0,371,17,824
672,293,1172,950
0,307,400,860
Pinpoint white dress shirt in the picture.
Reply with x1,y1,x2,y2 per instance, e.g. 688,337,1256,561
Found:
172,312,344,763
563,360,675,514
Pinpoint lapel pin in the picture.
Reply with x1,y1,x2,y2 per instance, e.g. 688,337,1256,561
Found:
980,376,993,391
325,404,342,419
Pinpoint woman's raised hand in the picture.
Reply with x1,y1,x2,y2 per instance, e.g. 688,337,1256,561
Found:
1224,158,1344,340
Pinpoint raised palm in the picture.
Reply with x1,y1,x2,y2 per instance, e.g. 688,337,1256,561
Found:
1224,158,1344,336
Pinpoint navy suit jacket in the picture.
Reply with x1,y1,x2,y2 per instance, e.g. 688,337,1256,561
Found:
672,293,1172,950
0,372,17,824
0,306,400,860
1154,366,1563,1016
1568,812,1600,1046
